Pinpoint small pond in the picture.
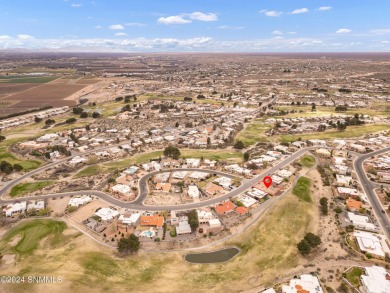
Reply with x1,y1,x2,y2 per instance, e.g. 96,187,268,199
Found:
184,247,240,264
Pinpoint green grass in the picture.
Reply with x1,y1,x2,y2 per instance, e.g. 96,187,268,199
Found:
0,76,58,83
75,149,243,178
9,181,55,197
0,219,66,255
277,124,390,143
0,147,42,171
292,177,312,202
300,155,316,168
1,188,316,292
276,105,390,117
345,267,364,287
236,120,272,146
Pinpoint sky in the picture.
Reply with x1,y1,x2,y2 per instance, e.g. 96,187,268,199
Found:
0,0,389,52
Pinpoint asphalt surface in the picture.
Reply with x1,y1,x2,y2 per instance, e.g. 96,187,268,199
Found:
353,147,390,240
0,147,314,211
2,137,389,242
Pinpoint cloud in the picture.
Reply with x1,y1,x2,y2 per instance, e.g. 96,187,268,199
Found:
336,28,352,34
217,25,244,30
188,12,218,22
124,23,147,27
259,10,282,17
287,31,297,35
272,30,283,35
369,28,390,35
109,24,124,30
0,35,12,39
157,16,191,25
290,8,309,14
157,12,218,25
273,36,284,39
71,3,81,7
115,32,127,36
94,25,103,29
318,6,332,11
17,34,34,39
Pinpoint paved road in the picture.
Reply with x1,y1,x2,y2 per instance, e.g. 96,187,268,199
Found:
353,147,390,240
0,147,314,211
135,168,236,205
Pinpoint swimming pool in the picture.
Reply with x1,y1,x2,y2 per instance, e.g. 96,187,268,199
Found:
140,230,155,237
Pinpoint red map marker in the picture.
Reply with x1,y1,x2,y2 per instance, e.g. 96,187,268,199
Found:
263,176,272,188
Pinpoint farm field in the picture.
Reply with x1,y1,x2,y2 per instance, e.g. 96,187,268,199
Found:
0,76,91,116
0,186,316,293
0,83,40,97
0,76,58,84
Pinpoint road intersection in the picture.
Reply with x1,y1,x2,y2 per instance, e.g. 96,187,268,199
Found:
0,145,389,241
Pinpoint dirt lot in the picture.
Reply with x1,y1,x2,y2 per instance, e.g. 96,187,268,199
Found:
47,197,70,216
68,198,110,223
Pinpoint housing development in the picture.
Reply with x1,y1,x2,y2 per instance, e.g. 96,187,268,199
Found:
1,1,390,293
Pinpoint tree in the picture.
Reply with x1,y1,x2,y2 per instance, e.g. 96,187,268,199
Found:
72,107,83,114
122,104,131,112
65,118,77,124
244,152,250,161
175,122,179,128
0,161,13,174
304,233,321,248
317,124,326,132
337,123,347,132
46,119,55,125
80,111,88,118
117,234,140,254
188,210,199,231
163,146,181,159
311,103,316,112
34,116,42,123
0,135,5,142
297,239,311,255
207,137,211,145
320,197,328,206
92,112,100,118
234,140,245,149
13,164,23,172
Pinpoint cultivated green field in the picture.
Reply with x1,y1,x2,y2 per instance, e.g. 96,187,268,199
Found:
0,76,58,83
0,219,67,255
292,176,312,202
9,181,55,197
300,155,316,168
236,119,271,146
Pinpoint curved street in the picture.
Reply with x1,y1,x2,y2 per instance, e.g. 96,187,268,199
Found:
0,147,315,211
353,146,390,240
0,144,389,242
